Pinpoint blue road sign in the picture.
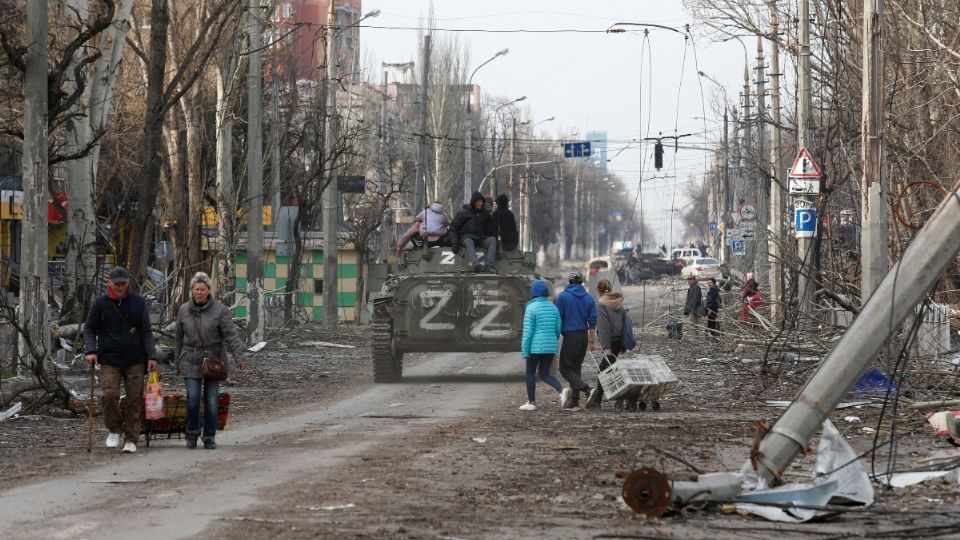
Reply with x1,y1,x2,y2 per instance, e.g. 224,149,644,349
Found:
709,221,718,230
731,239,745,255
563,141,592,158
794,207,817,238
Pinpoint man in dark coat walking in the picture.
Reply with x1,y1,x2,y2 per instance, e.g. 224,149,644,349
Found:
450,191,498,272
684,275,704,339
83,267,158,454
492,194,519,251
705,277,722,341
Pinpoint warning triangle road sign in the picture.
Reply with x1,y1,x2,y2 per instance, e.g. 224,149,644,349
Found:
788,147,822,178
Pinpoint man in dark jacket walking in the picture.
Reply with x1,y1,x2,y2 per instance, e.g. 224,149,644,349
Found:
493,194,519,251
83,267,158,454
684,275,704,339
450,191,498,272
705,277,722,341
555,270,599,409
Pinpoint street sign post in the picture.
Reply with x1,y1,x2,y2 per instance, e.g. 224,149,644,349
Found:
731,239,746,255
739,203,757,221
788,147,822,195
563,141,592,158
794,206,817,238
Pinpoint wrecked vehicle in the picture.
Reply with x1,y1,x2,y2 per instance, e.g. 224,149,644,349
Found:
371,247,539,382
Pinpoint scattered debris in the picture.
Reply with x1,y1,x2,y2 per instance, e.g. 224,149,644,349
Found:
550,444,579,451
844,416,861,423
766,400,873,409
246,341,267,353
221,516,286,524
909,399,960,411
851,368,896,398
862,427,876,434
1,402,22,422
302,341,356,349
471,437,487,444
879,471,955,488
926,410,960,437
735,420,873,522
623,420,874,522
296,503,357,511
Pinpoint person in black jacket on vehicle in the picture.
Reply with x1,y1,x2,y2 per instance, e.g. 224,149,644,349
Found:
450,191,498,272
83,267,158,454
493,194,519,251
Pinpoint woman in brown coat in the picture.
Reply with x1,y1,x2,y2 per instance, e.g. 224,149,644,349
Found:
175,272,245,449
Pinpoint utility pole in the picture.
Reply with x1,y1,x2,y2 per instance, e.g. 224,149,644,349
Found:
509,116,517,202
796,0,816,322
557,159,566,260
271,62,281,229
463,96,473,205
246,0,265,342
861,0,887,302
754,36,770,288
322,0,339,328
768,0,785,323
378,68,390,262
19,0,49,370
739,64,752,270
413,34,431,214
572,163,582,259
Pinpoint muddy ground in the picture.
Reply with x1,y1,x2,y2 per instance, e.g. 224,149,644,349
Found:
2,282,960,539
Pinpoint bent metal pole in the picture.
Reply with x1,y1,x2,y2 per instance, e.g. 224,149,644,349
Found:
753,188,960,485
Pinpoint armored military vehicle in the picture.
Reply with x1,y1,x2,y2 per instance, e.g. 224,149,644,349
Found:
372,247,539,382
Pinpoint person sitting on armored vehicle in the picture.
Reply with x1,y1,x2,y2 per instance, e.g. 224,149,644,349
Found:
449,191,498,272
396,201,450,257
492,194,519,252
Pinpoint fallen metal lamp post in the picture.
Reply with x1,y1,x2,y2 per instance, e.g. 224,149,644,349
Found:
751,189,960,486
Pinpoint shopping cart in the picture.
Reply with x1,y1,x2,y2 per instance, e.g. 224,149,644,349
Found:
590,351,678,411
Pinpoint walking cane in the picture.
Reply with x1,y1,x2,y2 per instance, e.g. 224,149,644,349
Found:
87,362,95,453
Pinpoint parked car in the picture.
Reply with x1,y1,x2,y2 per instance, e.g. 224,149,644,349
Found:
680,257,724,280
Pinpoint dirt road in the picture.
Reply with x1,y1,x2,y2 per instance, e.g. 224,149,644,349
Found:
3,283,960,538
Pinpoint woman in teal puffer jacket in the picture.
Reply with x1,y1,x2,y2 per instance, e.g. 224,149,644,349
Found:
519,279,565,411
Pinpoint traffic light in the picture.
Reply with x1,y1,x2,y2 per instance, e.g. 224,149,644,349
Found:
654,141,664,170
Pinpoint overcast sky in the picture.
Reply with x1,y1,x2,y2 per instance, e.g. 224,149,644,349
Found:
359,1,749,248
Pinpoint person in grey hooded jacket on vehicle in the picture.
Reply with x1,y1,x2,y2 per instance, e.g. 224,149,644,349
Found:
175,272,245,449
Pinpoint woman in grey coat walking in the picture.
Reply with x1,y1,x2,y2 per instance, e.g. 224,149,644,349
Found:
175,272,245,449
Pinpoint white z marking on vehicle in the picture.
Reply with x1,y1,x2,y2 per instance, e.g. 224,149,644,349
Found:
419,289,455,330
439,251,456,265
470,298,512,338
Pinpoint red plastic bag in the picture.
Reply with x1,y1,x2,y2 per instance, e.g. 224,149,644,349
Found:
144,370,164,420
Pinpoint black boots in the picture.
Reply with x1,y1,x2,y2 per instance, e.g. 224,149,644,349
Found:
186,434,198,449
203,437,217,450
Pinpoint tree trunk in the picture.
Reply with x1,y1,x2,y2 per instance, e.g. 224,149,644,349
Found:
284,208,307,324
214,49,240,303
61,0,135,323
127,0,170,285
19,0,50,373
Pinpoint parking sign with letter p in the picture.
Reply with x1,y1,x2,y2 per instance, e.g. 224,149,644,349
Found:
794,207,817,238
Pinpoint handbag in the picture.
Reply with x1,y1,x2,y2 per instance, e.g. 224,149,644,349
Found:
195,310,228,381
202,355,229,380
